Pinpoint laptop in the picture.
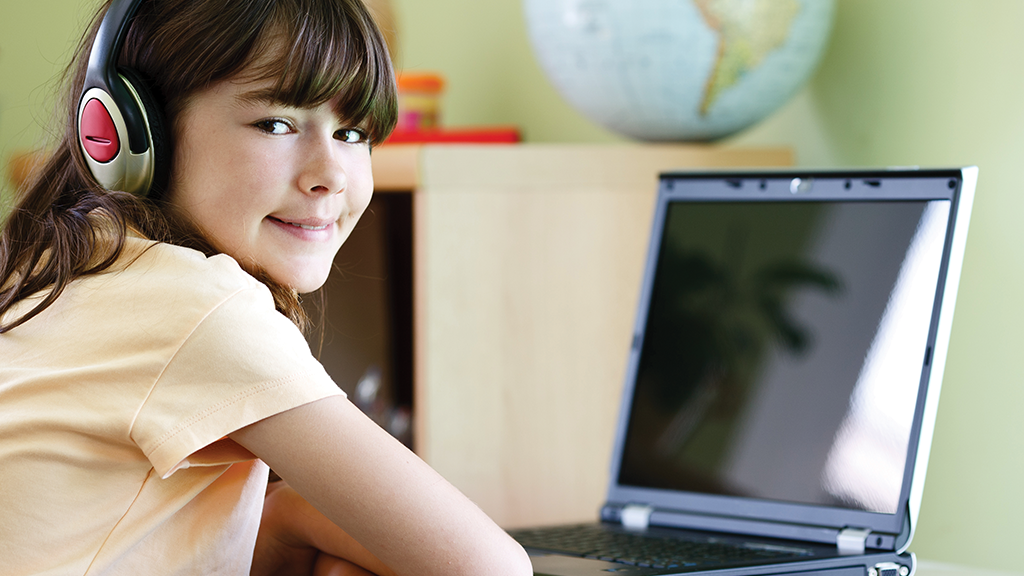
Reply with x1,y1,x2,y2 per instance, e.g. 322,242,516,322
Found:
510,168,977,576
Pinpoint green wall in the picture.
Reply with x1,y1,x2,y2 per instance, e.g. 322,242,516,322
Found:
2,0,1022,571
389,0,627,144
0,0,92,211
393,2,1024,570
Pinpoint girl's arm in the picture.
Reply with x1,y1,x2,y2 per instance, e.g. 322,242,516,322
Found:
229,395,533,576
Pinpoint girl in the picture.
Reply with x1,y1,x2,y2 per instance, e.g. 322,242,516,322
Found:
0,0,532,575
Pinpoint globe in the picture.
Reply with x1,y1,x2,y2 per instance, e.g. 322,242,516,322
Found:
523,0,835,141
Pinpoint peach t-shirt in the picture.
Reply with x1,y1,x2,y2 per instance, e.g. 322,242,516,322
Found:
0,238,343,575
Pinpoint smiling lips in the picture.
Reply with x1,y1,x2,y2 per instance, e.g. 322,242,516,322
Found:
267,215,335,236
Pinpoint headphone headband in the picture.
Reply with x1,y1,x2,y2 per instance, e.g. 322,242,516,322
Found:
84,0,149,155
77,0,163,197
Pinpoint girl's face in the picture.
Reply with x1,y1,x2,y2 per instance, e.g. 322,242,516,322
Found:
166,75,373,293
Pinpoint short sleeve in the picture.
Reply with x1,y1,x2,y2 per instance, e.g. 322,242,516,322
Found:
131,283,343,478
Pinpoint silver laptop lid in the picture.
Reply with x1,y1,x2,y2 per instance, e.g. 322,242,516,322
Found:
604,168,976,553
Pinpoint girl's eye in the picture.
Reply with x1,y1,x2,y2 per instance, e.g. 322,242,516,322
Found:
253,119,292,135
336,128,368,144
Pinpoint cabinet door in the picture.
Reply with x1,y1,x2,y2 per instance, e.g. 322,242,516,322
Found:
413,144,792,528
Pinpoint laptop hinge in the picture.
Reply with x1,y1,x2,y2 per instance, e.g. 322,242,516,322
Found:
620,504,654,530
837,527,871,556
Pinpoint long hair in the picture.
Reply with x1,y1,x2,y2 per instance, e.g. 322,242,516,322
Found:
0,0,397,333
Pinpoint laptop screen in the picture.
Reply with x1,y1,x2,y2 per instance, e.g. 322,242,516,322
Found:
617,197,951,515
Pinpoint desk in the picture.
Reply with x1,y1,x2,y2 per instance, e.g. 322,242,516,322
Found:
916,560,1023,576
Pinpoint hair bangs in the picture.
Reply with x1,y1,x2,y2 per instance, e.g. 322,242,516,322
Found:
248,0,397,146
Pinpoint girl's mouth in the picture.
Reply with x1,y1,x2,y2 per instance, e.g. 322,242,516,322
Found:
268,216,331,230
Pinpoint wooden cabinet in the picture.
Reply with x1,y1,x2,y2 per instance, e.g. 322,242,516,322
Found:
316,143,792,529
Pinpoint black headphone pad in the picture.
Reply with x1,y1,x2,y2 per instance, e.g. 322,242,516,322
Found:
117,67,170,201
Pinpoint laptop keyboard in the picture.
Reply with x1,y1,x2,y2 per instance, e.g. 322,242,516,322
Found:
510,524,812,570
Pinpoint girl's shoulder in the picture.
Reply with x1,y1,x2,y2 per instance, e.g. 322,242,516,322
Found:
53,237,284,338
3,238,272,338
117,236,266,301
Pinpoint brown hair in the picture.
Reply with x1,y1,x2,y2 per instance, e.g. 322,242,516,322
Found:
0,0,397,333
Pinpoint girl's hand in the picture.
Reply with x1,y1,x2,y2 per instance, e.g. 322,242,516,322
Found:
252,481,395,576
312,554,378,576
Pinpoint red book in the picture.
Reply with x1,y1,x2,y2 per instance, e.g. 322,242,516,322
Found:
384,126,521,144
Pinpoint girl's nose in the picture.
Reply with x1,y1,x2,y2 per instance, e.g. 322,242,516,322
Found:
298,135,348,195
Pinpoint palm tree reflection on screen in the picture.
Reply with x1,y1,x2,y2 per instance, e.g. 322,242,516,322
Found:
639,233,843,473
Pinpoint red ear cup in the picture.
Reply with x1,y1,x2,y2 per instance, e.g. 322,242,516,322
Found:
77,84,155,196
80,98,121,163
76,68,168,198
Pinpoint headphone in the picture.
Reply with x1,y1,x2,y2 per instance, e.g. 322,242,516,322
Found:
77,0,167,198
